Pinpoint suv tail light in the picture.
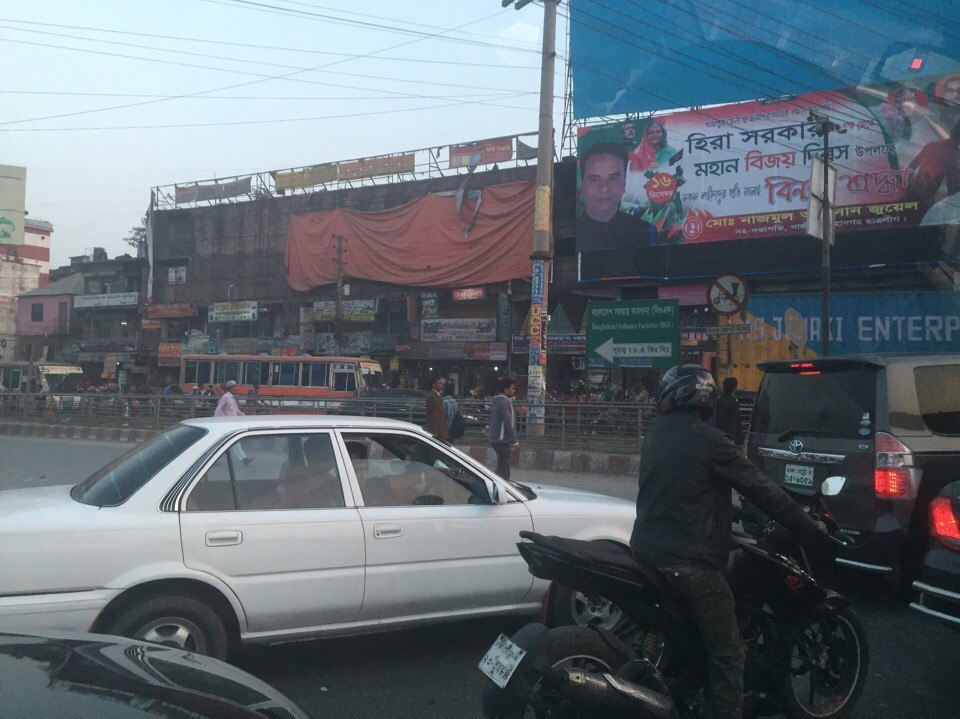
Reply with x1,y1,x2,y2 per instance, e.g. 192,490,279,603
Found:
930,498,960,552
874,432,914,498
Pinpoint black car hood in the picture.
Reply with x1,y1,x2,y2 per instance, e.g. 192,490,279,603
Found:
0,632,308,719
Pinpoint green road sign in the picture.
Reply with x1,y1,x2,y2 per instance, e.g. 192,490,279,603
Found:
586,299,680,369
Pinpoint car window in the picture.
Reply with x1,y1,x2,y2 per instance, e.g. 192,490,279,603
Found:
914,365,960,436
185,433,345,511
342,432,489,507
72,425,207,507
752,367,877,440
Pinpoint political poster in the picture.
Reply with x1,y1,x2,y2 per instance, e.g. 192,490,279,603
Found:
0,165,26,246
576,73,960,280
449,137,513,168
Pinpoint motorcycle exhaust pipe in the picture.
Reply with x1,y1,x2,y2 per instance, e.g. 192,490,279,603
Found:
558,668,679,719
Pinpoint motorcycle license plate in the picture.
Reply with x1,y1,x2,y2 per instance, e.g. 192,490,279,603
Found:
479,634,526,689
785,464,815,487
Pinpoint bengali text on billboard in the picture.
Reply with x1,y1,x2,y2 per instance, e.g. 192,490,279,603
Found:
0,165,26,246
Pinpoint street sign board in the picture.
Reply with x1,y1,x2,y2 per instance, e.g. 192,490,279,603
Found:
586,299,679,369
709,274,749,315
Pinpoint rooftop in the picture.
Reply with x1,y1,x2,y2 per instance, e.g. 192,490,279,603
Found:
19,272,85,298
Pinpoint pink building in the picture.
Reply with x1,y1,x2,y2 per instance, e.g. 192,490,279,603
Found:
15,273,82,361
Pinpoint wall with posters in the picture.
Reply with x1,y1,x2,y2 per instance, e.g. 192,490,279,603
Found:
717,291,960,391
576,73,960,281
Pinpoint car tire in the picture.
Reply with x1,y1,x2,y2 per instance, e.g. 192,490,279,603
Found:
109,594,230,661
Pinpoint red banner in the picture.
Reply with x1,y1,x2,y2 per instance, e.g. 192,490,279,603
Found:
147,303,195,319
158,341,182,367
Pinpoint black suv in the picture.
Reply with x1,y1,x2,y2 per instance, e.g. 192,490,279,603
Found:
747,354,960,582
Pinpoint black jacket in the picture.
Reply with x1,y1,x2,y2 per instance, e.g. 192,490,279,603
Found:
630,410,821,568
713,393,743,445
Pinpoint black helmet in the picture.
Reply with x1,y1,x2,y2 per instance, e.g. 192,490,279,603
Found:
656,365,718,417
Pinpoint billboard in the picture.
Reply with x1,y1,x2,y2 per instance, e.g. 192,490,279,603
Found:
570,0,960,119
586,299,679,369
718,291,960,390
0,165,26,246
312,299,378,323
449,137,513,168
576,74,960,280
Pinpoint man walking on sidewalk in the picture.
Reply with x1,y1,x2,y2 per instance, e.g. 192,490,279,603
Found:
489,377,519,479
425,374,448,440
214,380,244,417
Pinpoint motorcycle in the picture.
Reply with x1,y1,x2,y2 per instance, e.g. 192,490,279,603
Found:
479,476,868,719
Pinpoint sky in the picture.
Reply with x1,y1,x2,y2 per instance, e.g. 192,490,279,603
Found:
2,0,569,266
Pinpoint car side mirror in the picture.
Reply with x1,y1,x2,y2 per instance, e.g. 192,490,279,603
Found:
821,476,846,497
485,479,500,505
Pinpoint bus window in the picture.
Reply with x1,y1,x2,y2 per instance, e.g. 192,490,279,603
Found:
279,361,298,386
333,371,356,392
361,364,383,388
309,363,329,387
244,362,261,386
196,361,212,385
217,361,241,384
259,362,271,386
185,361,198,384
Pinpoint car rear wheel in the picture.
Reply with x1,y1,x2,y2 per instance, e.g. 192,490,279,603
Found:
109,594,230,661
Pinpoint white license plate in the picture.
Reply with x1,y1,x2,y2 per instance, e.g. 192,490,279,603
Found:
479,634,527,689
785,464,815,487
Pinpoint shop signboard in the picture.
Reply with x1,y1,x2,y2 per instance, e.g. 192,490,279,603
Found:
74,292,139,309
586,300,680,369
315,331,373,354
208,301,257,323
419,291,440,320
398,341,507,361
140,319,161,332
146,303,195,319
420,318,497,343
512,334,587,355
452,287,485,301
257,336,301,352
312,299,377,323
158,342,183,367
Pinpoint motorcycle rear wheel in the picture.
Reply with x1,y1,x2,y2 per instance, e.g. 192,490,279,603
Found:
483,627,628,719
778,607,869,719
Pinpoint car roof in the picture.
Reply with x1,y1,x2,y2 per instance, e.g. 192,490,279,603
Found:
182,414,427,434
759,353,960,370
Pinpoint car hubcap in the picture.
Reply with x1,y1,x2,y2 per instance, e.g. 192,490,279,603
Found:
135,616,207,653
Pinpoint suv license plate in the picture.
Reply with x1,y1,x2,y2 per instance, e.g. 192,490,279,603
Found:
479,634,526,689
785,464,815,487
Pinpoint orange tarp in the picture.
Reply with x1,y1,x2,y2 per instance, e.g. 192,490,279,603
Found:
286,181,535,290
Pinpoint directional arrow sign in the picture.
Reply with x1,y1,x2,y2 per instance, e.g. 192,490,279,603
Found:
587,299,680,369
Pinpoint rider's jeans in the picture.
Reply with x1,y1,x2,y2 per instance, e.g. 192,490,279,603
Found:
656,561,745,719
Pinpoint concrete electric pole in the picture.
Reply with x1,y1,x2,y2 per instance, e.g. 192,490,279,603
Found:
504,0,558,437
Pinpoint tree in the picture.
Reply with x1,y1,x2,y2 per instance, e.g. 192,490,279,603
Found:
123,213,147,255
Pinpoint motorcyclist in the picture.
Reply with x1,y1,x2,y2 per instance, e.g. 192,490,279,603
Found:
630,365,827,719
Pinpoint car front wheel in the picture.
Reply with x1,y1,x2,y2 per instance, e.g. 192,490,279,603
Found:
109,594,230,660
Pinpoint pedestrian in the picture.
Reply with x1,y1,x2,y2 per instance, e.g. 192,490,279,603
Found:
489,376,519,480
442,381,459,436
425,374,448,440
713,376,744,446
214,380,244,417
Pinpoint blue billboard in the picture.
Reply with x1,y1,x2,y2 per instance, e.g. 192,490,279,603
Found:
570,0,960,119
744,291,960,355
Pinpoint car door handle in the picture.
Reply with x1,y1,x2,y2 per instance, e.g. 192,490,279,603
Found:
373,523,404,539
205,530,242,547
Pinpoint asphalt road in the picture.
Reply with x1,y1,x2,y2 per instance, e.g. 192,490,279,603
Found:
2,436,958,718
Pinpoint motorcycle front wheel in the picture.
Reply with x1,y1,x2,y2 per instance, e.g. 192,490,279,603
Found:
778,607,869,719
482,627,628,719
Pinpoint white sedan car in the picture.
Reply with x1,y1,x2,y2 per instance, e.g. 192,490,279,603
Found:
0,416,635,659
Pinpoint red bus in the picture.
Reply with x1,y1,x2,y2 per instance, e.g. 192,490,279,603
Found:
180,355,383,398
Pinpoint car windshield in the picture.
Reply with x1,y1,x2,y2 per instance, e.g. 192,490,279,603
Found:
71,425,207,507
752,367,877,440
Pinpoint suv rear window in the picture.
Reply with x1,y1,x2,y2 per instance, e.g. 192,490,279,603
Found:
914,365,960,435
752,367,877,440
71,425,207,506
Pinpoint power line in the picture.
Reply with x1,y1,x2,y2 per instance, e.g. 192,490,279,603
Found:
0,17,542,70
0,89,535,101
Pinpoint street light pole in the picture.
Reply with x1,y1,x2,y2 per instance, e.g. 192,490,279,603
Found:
505,0,558,437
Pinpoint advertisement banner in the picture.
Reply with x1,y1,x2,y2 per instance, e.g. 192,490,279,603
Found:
315,331,372,354
312,299,378,323
419,291,440,320
175,176,252,204
420,318,497,343
512,334,587,355
158,342,183,367
273,163,338,191
449,137,513,168
74,292,139,309
339,154,415,181
146,302,195,319
586,300,680,369
570,0,960,119
140,319,161,332
257,336,301,353
452,287,485,301
208,301,258,323
0,165,26,246
399,341,507,361
577,73,960,280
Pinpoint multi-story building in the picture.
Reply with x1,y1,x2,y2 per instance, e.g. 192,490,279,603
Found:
0,218,53,362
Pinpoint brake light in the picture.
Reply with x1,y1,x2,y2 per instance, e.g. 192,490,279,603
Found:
788,362,820,376
930,497,960,551
874,432,913,498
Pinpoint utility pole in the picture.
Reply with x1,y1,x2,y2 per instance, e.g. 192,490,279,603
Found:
333,233,345,355
807,112,843,356
504,0,558,437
